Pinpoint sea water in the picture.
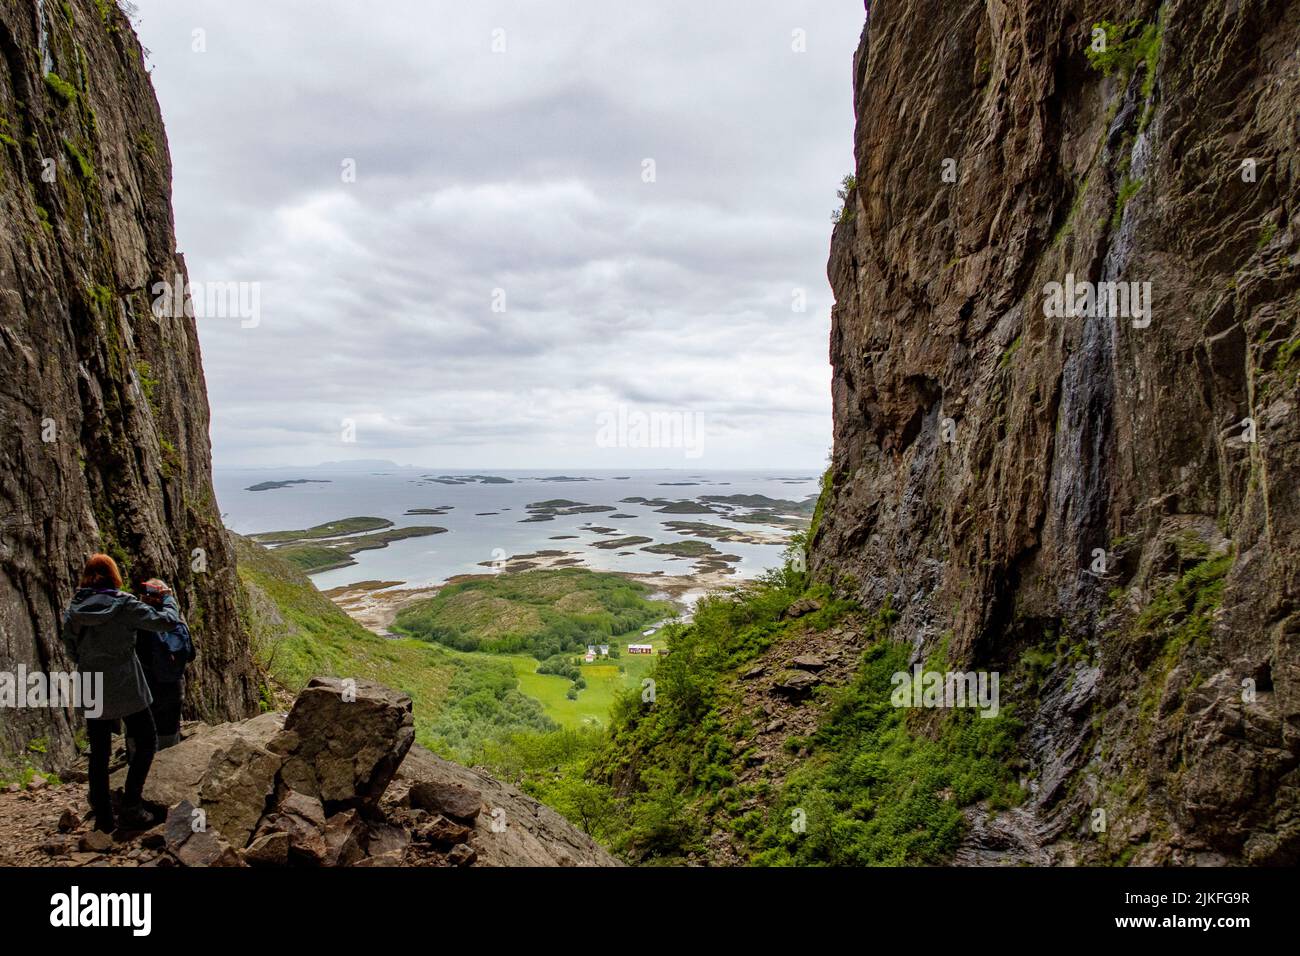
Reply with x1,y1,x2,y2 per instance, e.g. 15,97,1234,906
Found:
214,467,820,592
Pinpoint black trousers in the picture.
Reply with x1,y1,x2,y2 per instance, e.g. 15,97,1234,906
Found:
150,680,184,737
87,707,156,814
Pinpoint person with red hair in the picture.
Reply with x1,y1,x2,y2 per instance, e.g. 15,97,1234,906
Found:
62,553,181,831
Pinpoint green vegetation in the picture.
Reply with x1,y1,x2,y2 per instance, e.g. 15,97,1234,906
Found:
806,463,834,546
0,747,63,790
89,284,113,313
62,138,94,180
489,552,1025,864
273,527,442,572
577,567,858,859
832,173,857,224
591,535,653,549
1085,19,1161,83
999,334,1023,370
43,72,79,106
269,544,355,573
267,524,446,573
1134,552,1233,720
1086,16,1163,130
134,359,159,412
393,568,671,658
426,658,557,759
750,637,1022,865
234,534,552,761
641,539,717,558
1051,170,1092,246
1257,218,1277,251
1272,336,1300,388
252,516,393,543
158,437,180,478
1112,175,1143,229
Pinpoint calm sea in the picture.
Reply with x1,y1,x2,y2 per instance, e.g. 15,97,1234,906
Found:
214,467,819,591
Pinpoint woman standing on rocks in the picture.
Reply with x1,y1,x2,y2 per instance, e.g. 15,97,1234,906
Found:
61,554,181,831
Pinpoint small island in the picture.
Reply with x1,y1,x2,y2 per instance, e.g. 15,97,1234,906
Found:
244,479,332,492
252,516,448,573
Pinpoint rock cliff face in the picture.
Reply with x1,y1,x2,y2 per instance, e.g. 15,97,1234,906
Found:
814,0,1298,862
0,0,258,763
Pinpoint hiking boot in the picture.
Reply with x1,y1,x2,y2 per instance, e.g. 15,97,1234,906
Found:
91,806,116,833
117,802,154,830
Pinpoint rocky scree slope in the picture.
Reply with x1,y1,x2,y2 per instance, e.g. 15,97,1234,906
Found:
813,0,1298,862
0,0,258,765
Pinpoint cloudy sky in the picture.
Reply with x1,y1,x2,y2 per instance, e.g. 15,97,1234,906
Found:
131,0,865,470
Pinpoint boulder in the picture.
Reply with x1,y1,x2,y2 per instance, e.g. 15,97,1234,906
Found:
772,670,820,699
164,802,242,867
40,838,71,857
447,843,477,867
163,801,202,850
88,678,616,867
255,810,328,866
176,829,242,867
79,831,113,853
324,810,367,867
276,677,415,813
197,736,281,847
390,745,621,867
791,654,828,671
363,820,411,858
241,832,290,867
415,815,473,847
409,780,482,822
112,712,284,848
781,598,822,620
278,789,325,828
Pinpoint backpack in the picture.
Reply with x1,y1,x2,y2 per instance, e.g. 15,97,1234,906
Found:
151,620,195,683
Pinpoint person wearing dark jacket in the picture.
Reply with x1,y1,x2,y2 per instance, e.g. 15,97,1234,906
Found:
61,554,180,831
131,577,188,750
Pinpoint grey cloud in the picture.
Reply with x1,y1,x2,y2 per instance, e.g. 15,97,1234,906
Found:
134,0,862,469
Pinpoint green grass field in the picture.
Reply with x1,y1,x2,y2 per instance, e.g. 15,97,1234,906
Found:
483,645,662,730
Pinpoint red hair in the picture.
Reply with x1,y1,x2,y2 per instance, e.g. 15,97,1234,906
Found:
79,553,124,590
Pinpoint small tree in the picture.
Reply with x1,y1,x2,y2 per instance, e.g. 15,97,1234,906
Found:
832,174,858,224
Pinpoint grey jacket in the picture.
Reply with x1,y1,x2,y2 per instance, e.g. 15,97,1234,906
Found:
61,589,180,720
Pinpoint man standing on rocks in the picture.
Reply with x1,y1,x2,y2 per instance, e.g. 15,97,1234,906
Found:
131,576,194,751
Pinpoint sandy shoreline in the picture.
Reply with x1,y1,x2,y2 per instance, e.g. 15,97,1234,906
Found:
322,547,748,637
